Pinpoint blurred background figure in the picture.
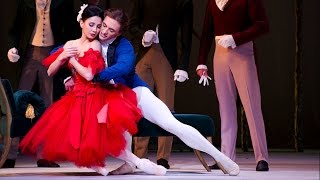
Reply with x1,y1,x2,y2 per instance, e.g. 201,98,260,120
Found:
196,0,269,171
3,0,77,168
126,0,193,169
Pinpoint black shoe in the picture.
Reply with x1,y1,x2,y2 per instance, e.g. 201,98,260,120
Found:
37,159,60,168
209,164,220,169
1,159,16,168
157,158,170,169
256,160,269,171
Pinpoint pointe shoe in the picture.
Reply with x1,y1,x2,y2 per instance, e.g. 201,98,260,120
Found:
136,158,167,176
91,166,109,176
215,157,240,176
109,162,135,175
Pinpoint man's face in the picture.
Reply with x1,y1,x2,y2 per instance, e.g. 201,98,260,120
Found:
99,16,121,41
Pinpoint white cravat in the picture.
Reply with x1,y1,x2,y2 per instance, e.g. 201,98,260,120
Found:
100,37,117,84
101,37,116,67
101,44,109,67
216,0,228,11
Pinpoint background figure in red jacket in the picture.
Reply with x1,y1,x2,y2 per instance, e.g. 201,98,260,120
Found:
196,0,269,171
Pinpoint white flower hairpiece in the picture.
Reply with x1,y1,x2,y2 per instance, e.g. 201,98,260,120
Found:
77,4,88,22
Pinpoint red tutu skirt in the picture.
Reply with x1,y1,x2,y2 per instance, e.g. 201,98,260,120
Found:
19,83,141,167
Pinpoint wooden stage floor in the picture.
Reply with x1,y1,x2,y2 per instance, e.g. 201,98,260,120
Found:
0,150,319,180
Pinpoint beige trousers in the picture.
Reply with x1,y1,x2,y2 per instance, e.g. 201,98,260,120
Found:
18,45,53,107
214,41,268,162
134,44,175,161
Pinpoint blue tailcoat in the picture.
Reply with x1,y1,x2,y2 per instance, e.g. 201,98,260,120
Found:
96,36,148,89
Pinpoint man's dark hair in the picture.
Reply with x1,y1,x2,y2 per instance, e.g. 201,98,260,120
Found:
104,8,128,33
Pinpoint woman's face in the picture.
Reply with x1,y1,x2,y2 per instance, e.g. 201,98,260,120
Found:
80,16,102,40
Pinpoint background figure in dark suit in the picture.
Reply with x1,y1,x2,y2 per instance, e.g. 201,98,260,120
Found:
127,0,193,168
3,0,76,168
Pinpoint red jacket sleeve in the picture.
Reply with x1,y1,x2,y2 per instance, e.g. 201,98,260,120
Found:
232,0,269,46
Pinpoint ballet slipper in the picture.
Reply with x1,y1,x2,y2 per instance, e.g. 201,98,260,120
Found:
215,156,240,176
136,158,166,176
91,166,109,176
109,162,135,175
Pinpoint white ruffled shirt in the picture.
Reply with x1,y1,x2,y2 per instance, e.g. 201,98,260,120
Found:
216,0,229,11
101,37,116,67
100,37,117,84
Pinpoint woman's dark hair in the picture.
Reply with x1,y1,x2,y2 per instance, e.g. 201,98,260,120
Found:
104,8,128,33
81,5,104,22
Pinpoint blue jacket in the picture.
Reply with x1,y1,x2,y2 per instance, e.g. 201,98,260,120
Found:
96,36,148,89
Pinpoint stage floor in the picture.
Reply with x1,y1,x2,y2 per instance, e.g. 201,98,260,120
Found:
0,150,319,180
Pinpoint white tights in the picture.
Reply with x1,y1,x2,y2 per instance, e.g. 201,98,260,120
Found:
132,87,239,175
94,87,239,176
93,129,166,176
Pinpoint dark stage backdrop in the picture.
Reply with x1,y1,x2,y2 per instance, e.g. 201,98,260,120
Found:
0,0,319,149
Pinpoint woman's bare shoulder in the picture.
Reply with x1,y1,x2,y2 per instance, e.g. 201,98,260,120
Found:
64,40,77,48
89,40,101,52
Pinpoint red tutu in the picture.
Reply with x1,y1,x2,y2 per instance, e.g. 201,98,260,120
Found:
19,48,142,167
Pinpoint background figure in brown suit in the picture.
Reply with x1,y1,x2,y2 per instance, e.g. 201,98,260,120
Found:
127,0,193,169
